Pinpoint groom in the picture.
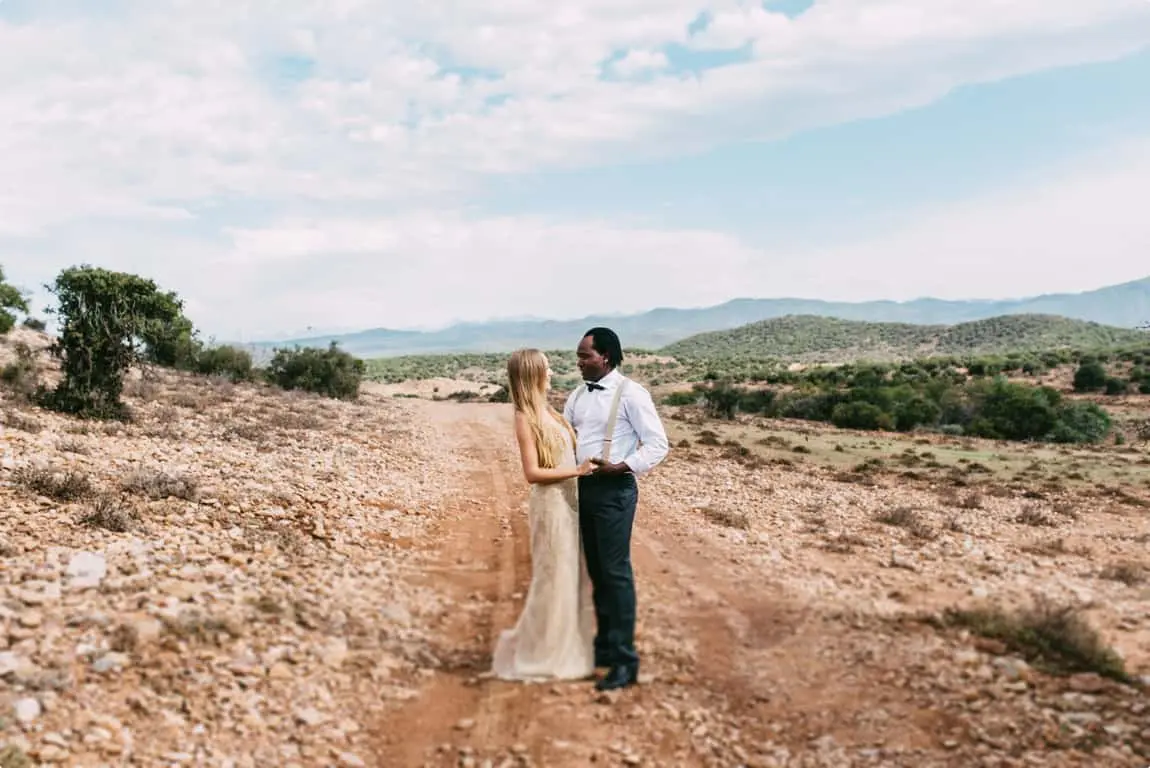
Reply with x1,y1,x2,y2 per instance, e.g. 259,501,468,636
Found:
564,327,669,691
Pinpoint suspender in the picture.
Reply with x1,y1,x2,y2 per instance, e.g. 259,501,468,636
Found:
599,380,626,462
572,377,628,462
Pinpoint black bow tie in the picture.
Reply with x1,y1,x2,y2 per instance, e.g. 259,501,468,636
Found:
586,382,605,391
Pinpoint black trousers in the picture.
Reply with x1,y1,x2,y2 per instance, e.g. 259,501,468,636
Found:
578,473,639,667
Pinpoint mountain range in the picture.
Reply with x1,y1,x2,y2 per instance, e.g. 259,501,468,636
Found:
243,276,1150,359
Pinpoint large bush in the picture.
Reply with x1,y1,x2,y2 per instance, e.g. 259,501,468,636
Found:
1072,361,1108,392
195,344,254,381
700,380,741,420
41,266,186,419
264,342,365,400
1047,401,1112,444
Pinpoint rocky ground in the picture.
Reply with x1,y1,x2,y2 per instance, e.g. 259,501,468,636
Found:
2,332,1149,766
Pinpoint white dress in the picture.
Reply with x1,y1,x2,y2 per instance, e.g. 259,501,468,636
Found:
491,411,595,681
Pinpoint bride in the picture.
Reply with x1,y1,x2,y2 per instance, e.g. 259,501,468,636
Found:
491,349,596,681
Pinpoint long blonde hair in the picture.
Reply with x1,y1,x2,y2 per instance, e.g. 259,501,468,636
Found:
507,349,577,469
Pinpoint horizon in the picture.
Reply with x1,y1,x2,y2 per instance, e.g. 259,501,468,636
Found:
2,2,1149,340
245,273,1150,341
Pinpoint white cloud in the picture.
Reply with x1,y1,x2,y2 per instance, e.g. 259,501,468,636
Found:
760,138,1150,302
1,0,1149,338
611,49,670,77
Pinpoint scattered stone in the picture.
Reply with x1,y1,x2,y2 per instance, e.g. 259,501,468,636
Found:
13,697,42,725
65,552,106,590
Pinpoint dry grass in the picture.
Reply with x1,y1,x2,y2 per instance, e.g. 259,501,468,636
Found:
1020,538,1090,558
13,466,93,501
875,506,937,540
77,494,141,533
2,408,43,434
821,532,870,554
938,598,1131,682
1098,561,1146,586
699,505,750,530
1015,505,1057,527
121,469,199,502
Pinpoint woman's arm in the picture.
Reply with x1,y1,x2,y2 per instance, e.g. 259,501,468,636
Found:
514,412,592,484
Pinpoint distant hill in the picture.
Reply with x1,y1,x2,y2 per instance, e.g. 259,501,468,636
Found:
662,314,1150,362
244,276,1150,358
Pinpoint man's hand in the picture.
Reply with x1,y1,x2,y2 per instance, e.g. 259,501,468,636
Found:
590,457,631,475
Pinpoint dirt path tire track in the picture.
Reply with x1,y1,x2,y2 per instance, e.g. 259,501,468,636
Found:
369,402,935,767
369,408,550,766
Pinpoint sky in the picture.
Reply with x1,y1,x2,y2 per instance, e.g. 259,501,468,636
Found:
1,0,1149,341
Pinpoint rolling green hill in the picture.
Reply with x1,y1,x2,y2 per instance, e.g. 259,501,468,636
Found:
662,314,1150,362
244,276,1150,358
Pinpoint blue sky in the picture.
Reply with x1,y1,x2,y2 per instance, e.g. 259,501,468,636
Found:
1,1,1149,338
482,48,1150,247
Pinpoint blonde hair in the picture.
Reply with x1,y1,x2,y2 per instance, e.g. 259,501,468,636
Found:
507,349,577,469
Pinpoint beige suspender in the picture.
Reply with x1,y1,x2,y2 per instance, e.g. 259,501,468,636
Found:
599,379,626,462
572,377,627,462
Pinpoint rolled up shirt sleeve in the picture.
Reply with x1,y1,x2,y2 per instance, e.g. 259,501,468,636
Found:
621,386,669,476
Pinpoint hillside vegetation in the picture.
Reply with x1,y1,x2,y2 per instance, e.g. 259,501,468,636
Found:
663,313,1149,362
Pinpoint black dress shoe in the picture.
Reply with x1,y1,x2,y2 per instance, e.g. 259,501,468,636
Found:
595,663,639,691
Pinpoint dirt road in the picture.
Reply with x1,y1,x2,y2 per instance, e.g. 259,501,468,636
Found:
368,402,1147,768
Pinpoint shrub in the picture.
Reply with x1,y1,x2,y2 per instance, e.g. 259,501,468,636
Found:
662,390,697,406
1,342,39,399
21,317,46,332
264,342,365,400
700,380,742,420
140,313,200,369
831,401,893,431
1072,361,1107,392
737,388,776,415
1047,401,1111,444
195,344,254,381
41,266,187,420
966,379,1060,441
1104,377,1127,395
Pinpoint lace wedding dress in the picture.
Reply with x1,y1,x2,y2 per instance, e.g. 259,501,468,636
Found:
491,410,595,681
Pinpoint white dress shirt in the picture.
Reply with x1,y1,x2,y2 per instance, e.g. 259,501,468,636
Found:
563,368,669,477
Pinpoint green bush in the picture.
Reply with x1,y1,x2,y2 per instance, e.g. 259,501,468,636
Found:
1073,361,1107,392
965,379,1060,442
700,380,741,420
1047,401,1112,444
264,342,365,400
831,401,893,431
737,388,777,414
662,391,698,406
195,345,254,381
21,317,46,332
1104,377,1128,395
41,266,186,420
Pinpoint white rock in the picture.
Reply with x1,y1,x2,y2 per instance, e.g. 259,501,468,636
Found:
14,697,42,724
66,551,107,590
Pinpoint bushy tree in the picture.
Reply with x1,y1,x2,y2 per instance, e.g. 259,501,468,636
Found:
700,380,741,420
1047,401,1111,444
0,265,30,333
1073,361,1107,392
195,344,254,381
42,266,185,419
264,342,365,400
140,312,201,369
